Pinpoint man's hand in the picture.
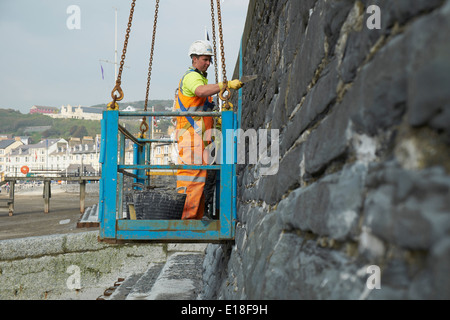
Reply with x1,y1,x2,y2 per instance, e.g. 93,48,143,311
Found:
219,79,243,90
195,80,243,97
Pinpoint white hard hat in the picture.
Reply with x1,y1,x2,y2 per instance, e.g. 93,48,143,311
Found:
188,40,214,57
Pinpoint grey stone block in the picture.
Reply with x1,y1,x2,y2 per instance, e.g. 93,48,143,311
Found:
253,143,303,205
262,232,368,299
280,58,340,155
278,163,366,240
405,2,450,138
304,104,351,175
363,162,450,250
287,0,328,115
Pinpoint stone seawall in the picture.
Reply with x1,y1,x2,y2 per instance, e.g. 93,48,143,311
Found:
0,231,207,300
201,0,450,299
0,231,167,300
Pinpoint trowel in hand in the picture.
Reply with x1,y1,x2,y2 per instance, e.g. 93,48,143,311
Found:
240,75,258,84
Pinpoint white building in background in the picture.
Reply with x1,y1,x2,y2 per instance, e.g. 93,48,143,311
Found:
63,135,102,175
0,139,24,180
1,133,152,179
48,105,103,121
3,135,108,178
122,106,136,112
7,139,69,176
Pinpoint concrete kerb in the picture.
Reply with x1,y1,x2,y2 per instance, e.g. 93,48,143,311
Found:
0,231,167,300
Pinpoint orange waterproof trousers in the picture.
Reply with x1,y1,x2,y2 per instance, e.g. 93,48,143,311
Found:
176,118,212,220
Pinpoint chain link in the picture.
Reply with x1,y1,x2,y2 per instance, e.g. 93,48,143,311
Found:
141,0,160,136
210,0,218,85
108,0,136,110
216,0,227,84
215,0,232,110
144,0,160,112
117,0,135,85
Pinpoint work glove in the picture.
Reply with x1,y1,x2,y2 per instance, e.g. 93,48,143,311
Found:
219,79,243,90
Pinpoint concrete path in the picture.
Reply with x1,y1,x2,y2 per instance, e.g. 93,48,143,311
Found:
76,247,207,301
104,252,205,300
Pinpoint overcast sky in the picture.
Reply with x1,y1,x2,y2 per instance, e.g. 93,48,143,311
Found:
0,0,249,114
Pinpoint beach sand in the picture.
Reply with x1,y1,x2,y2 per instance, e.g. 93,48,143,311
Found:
0,187,100,241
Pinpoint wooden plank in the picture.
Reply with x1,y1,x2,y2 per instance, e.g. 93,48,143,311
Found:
80,180,86,214
77,221,100,228
0,197,14,217
9,180,14,216
43,180,51,214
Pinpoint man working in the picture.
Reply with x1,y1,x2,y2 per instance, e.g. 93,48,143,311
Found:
174,40,243,220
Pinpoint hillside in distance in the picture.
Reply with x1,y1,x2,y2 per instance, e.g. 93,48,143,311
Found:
0,100,173,143
0,108,100,143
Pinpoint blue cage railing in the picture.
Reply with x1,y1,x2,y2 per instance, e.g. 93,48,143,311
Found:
98,110,237,243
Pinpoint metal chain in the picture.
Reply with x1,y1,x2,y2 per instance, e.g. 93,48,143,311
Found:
144,0,160,112
141,0,160,136
215,0,232,109
210,0,218,85
117,0,135,85
216,0,227,84
108,0,136,110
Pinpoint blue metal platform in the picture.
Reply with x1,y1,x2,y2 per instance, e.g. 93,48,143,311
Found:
98,109,237,243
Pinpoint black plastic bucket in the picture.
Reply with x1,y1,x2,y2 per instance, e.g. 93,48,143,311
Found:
132,187,186,220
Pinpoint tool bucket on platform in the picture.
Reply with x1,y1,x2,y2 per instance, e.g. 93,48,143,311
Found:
130,184,186,220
